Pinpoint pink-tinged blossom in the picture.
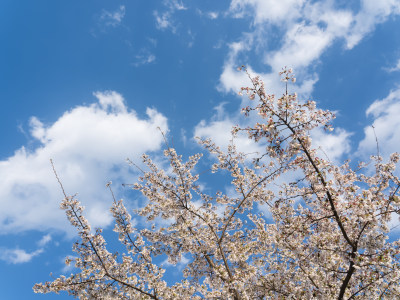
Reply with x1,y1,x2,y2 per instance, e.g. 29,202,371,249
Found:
35,70,400,299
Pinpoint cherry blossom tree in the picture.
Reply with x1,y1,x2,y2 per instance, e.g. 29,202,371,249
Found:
34,68,400,299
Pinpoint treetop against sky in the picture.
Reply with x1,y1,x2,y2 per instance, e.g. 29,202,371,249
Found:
35,69,400,298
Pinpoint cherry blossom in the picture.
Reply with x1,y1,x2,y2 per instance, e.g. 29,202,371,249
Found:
34,68,400,299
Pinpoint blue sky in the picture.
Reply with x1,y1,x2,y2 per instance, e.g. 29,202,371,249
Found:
1,0,400,298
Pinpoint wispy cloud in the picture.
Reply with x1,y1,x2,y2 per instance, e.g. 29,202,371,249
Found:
187,29,195,48
229,0,304,25
345,0,400,49
154,0,187,33
126,38,157,68
221,1,354,96
196,9,219,20
37,234,52,247
221,0,400,96
91,5,126,36
133,52,156,67
385,58,400,72
99,5,126,28
0,248,43,264
154,10,174,31
0,233,53,264
165,0,187,11
207,11,219,19
358,88,400,160
0,92,168,234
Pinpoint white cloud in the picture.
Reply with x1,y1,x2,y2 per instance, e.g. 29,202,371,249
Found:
154,11,174,31
207,12,219,19
229,0,304,25
221,0,400,96
131,40,157,67
218,40,258,94
154,0,187,33
196,9,219,20
346,0,400,49
99,5,126,28
37,234,52,247
311,127,352,164
385,58,400,72
0,248,43,264
220,2,354,95
266,23,334,71
358,88,400,159
133,53,156,67
0,92,168,234
219,49,317,100
218,64,247,93
194,102,265,156
94,90,127,113
167,0,187,11
195,118,262,155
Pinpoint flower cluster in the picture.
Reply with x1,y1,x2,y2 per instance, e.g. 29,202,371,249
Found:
34,70,400,299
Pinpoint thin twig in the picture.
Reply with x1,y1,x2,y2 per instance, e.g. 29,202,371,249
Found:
372,125,380,158
50,159,67,198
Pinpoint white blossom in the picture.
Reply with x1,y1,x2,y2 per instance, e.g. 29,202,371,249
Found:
35,69,400,299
